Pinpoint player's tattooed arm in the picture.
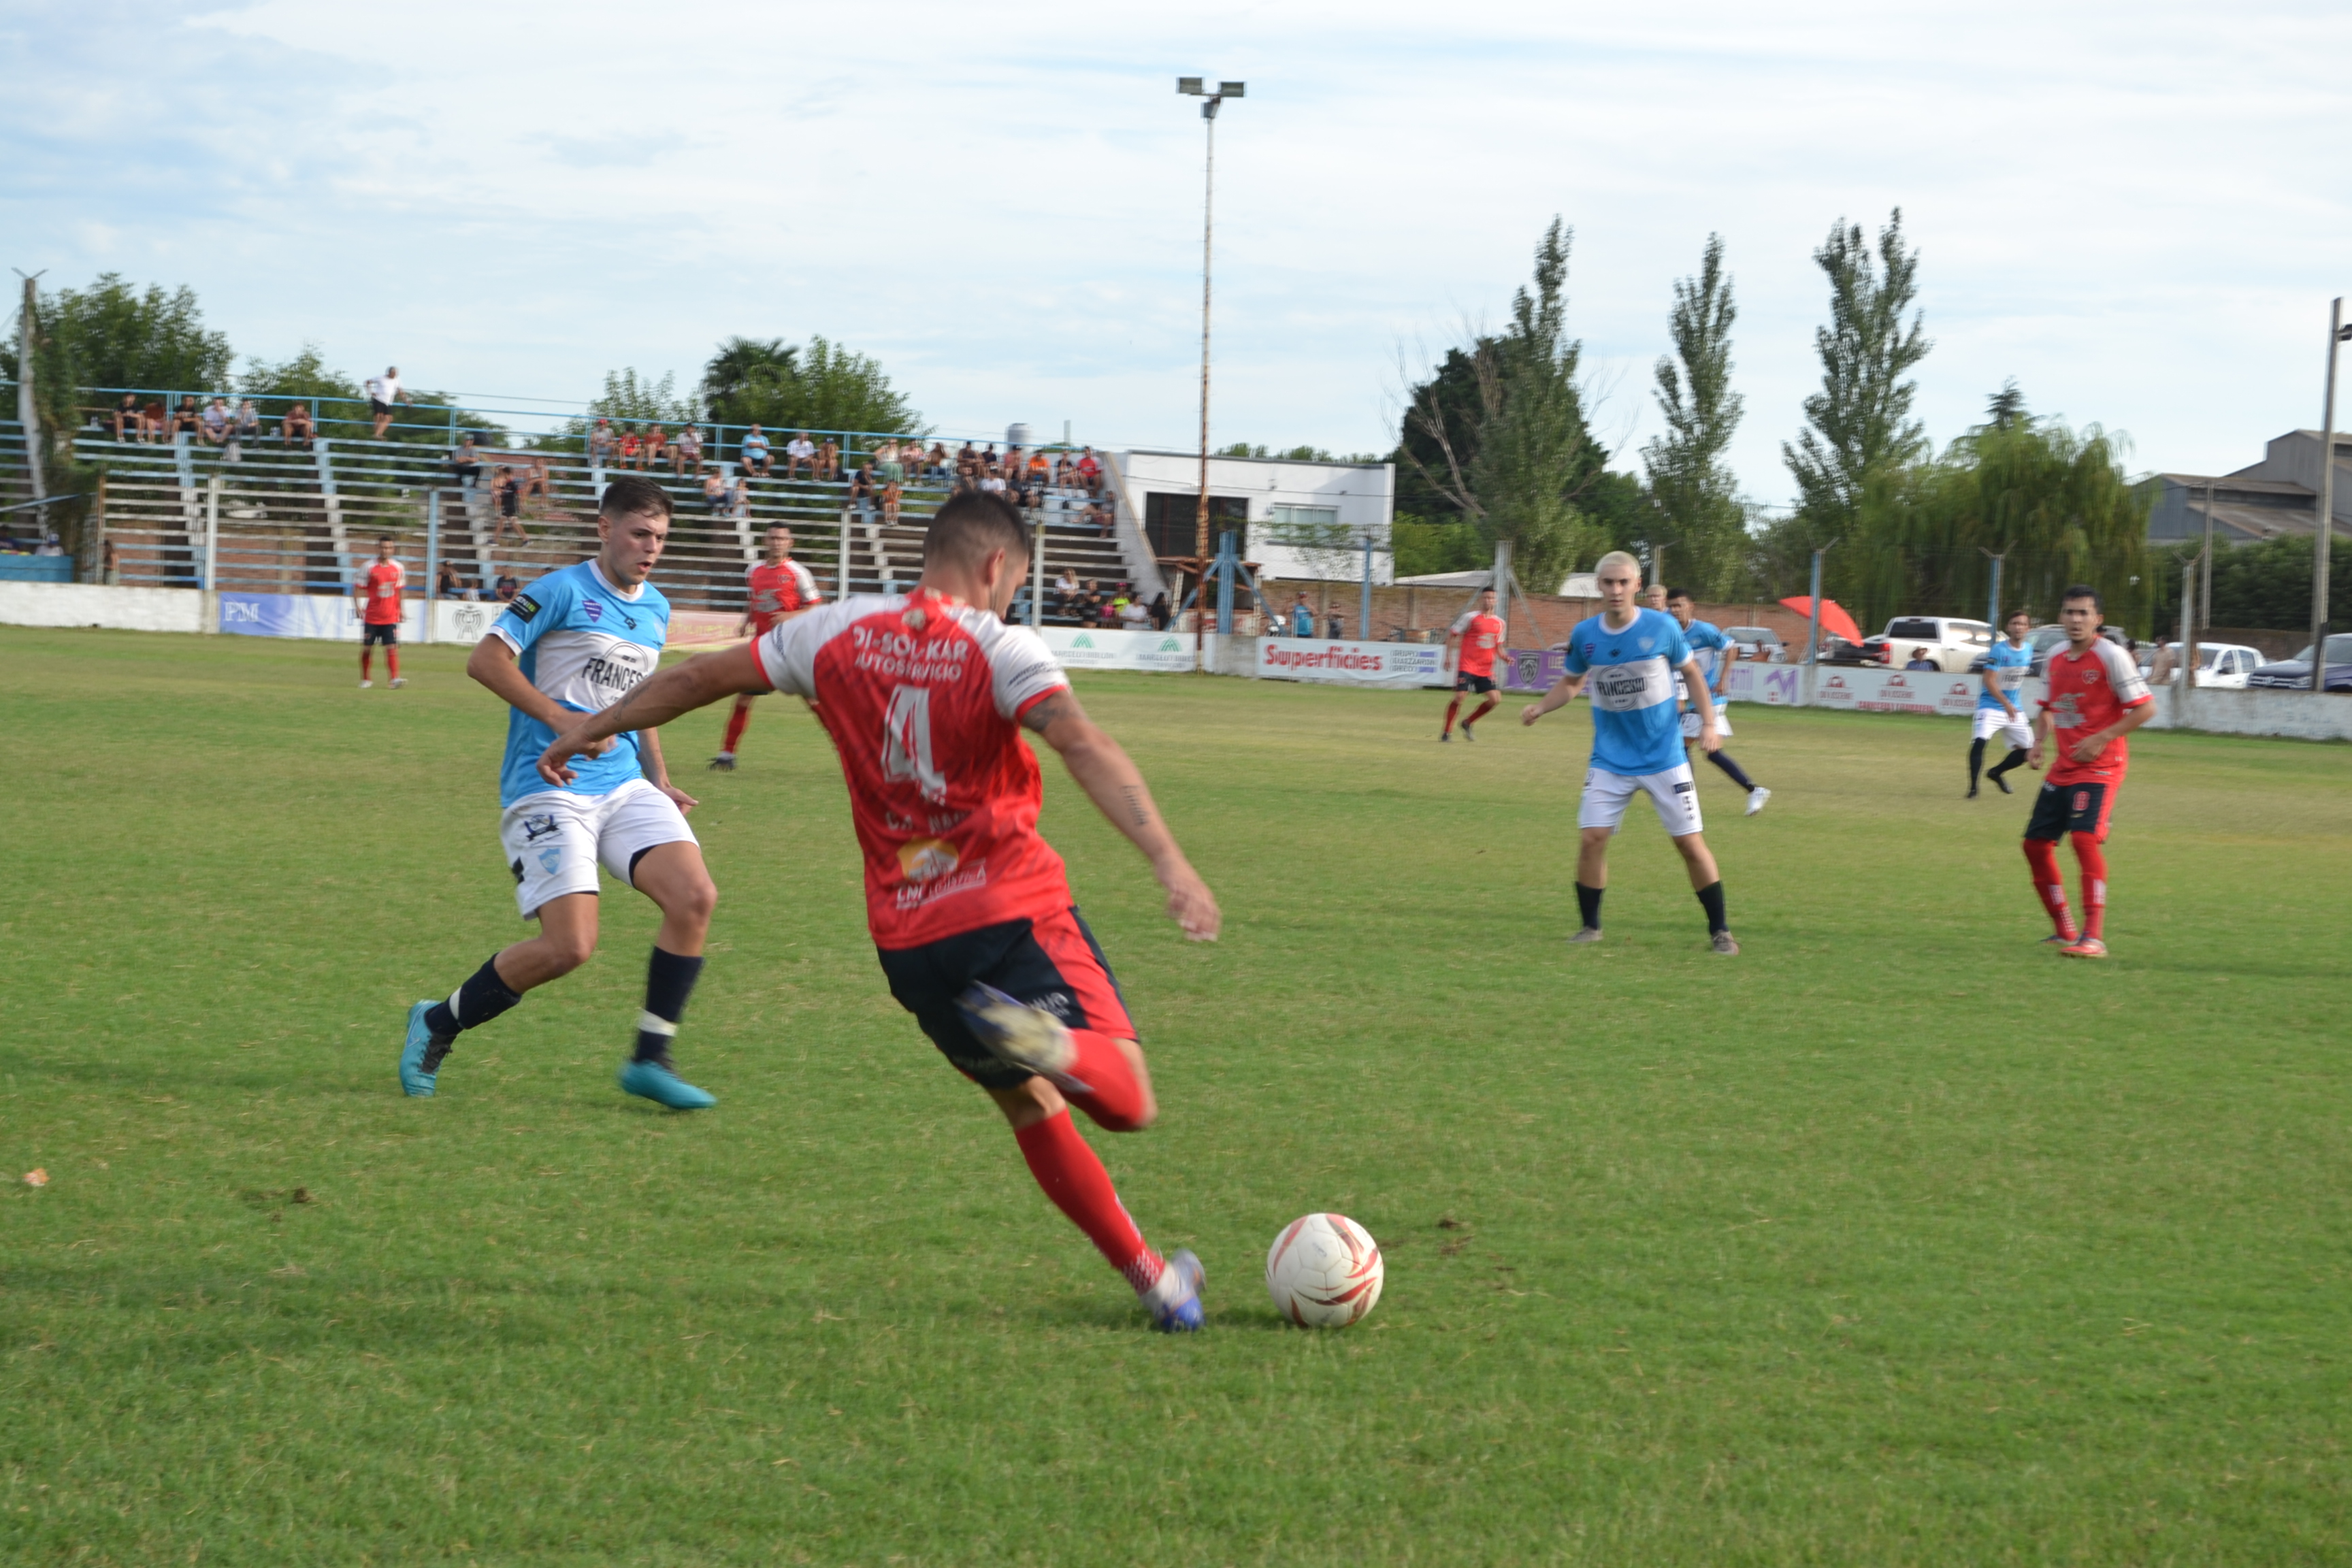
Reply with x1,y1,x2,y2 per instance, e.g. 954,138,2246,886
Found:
1024,689,1220,941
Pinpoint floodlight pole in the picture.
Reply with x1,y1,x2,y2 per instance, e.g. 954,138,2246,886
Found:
14,272,48,519
2310,297,2346,694
1179,77,1243,671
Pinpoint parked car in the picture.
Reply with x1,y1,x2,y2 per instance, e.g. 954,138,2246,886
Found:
1819,635,1874,665
2140,642,2266,689
1861,616,1995,672
2247,634,2352,692
1723,625,1785,663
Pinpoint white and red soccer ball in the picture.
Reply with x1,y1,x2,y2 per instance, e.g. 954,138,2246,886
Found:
1264,1212,1384,1327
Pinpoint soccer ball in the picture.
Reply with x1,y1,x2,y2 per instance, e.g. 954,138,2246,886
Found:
1264,1213,1384,1327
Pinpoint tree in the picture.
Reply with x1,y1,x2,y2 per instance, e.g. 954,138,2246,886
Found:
1642,234,1748,597
1784,210,1931,544
3,274,233,395
698,335,919,438
240,344,500,446
1397,218,1612,592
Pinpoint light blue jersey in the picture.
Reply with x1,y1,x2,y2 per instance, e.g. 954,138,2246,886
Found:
489,560,670,806
1978,638,2033,711
1682,619,1733,697
1562,608,1694,776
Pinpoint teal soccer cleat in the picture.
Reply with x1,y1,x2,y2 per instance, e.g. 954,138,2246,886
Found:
619,1056,717,1110
400,1000,452,1097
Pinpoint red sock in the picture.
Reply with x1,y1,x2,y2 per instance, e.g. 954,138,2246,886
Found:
385,647,400,681
1468,696,1499,727
720,693,753,754
1013,1110,1164,1292
360,648,372,681
1055,1028,1149,1132
2072,834,2108,941
2023,838,2078,940
1442,696,1462,735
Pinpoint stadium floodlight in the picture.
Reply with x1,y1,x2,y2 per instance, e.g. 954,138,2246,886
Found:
1219,82,1246,97
1177,77,1246,668
1177,77,1204,95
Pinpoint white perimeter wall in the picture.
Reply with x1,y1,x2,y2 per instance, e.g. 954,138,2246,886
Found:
1113,451,1395,585
0,580,204,633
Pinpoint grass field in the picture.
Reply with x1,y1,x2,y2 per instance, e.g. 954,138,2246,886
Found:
3,624,2349,1566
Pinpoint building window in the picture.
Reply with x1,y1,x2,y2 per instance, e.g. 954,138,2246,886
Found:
1267,504,1339,530
1143,492,1247,560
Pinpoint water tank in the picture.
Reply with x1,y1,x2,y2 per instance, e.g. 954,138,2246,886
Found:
1005,422,1033,450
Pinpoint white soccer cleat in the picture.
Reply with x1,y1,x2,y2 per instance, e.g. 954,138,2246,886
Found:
1746,786,1771,816
389,677,406,689
359,679,373,689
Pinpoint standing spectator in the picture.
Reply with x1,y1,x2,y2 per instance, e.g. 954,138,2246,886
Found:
1905,647,1937,671
785,431,817,478
1290,593,1314,638
101,539,122,585
644,424,670,472
281,403,316,449
817,436,840,480
740,424,772,476
448,433,485,488
1327,610,1345,640
112,393,142,442
674,423,702,474
588,418,617,468
882,466,904,527
1149,591,1170,630
494,466,529,544
618,425,644,470
365,367,406,438
702,470,729,517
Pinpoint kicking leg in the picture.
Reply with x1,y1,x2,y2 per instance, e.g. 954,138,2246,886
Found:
619,840,719,1107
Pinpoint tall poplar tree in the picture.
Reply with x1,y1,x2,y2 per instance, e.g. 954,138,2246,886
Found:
1642,234,1746,595
1784,210,1931,542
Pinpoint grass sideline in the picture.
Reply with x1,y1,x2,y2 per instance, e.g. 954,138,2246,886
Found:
3,624,2347,1566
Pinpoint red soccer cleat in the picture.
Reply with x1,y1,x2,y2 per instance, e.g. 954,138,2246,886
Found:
2057,938,2108,960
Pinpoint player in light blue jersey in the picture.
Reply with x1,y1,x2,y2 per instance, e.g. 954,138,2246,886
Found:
1970,609,2037,798
1521,551,1740,953
1665,587,1770,816
397,477,723,1110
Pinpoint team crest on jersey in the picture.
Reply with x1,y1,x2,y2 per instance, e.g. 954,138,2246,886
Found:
583,599,603,623
538,848,562,872
520,813,559,844
897,836,961,881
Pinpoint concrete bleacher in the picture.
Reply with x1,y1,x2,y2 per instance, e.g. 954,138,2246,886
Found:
20,423,1139,623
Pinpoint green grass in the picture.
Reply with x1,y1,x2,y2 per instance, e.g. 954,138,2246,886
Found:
3,625,2349,1565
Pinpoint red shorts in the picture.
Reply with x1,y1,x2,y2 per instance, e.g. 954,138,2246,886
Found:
875,906,1134,1090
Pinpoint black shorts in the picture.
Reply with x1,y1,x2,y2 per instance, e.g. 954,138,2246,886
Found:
875,907,1134,1091
2025,779,2118,843
361,622,399,645
1454,672,1497,694
370,399,392,416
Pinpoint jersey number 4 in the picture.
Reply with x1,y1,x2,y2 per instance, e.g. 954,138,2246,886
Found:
883,684,949,803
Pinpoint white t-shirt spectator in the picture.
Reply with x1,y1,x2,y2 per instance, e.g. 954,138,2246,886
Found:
366,372,402,406
786,436,816,462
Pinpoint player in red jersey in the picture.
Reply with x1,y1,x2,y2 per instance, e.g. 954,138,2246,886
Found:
353,536,406,688
1440,587,1505,742
2023,585,2153,959
537,492,1221,1330
709,525,823,770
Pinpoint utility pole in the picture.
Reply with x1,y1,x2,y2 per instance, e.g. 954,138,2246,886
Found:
14,271,48,515
1980,547,2006,631
1803,542,1837,665
2311,297,2347,694
1177,76,1245,671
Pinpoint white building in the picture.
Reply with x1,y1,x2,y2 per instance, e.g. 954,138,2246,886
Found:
1098,450,1394,595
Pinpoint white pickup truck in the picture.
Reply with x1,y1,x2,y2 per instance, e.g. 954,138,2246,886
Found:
1863,616,1997,673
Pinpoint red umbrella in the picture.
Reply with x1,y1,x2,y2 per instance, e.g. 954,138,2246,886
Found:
1780,596,1862,647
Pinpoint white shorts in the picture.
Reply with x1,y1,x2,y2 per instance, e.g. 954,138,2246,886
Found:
1972,707,2032,748
1578,764,1704,837
1679,702,1733,741
499,779,696,918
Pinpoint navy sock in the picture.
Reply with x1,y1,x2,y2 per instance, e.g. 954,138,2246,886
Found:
423,956,521,1038
1575,882,1604,931
1696,880,1729,934
635,947,706,1063
1988,746,2027,781
1708,749,1757,791
1968,737,1987,789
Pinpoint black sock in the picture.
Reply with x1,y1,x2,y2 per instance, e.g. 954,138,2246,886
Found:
1708,749,1757,791
635,947,706,1063
1696,880,1728,934
1968,737,1987,789
1575,882,1604,931
423,956,522,1039
1988,746,2027,780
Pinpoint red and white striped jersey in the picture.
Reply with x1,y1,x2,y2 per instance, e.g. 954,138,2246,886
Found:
2040,636,2152,785
753,589,1073,948
745,558,820,633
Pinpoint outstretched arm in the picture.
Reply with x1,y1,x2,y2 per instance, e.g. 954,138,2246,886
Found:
1022,689,1220,941
1520,672,1586,725
536,642,770,787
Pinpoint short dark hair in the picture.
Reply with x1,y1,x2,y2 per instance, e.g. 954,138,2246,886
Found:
924,490,1030,571
376,534,392,544
600,475,672,521
1665,585,1694,604
2006,608,2032,623
2061,584,2102,610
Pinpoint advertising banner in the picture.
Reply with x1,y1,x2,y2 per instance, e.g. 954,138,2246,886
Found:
1499,648,1571,693
1809,666,1987,717
1257,638,1448,688
1041,627,1195,674
1725,663,1804,706
219,592,425,642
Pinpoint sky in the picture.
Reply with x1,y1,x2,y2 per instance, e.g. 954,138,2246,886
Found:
5,1,2349,509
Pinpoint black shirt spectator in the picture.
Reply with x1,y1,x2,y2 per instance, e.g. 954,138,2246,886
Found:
448,436,484,487
493,574,520,603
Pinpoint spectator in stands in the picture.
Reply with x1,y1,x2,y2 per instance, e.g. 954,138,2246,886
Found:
926,442,950,483
730,472,752,521
1051,566,1077,618
645,424,670,472
785,431,817,478
619,425,644,470
1117,591,1149,630
954,441,979,489
233,399,262,446
493,572,520,603
673,423,702,474
494,466,529,544
1088,500,1116,538
365,367,406,438
198,397,232,446
141,399,166,442
702,470,729,517
101,539,121,585
847,459,876,520
1327,609,1345,640
817,436,840,481
1904,647,1937,671
448,433,485,488
524,457,551,513
1076,446,1103,495
112,393,142,442
1149,591,1170,630
588,418,617,467
169,397,203,442
1026,448,1051,496
436,560,468,599
882,466,904,527
281,403,315,449
1290,593,1314,638
740,425,772,476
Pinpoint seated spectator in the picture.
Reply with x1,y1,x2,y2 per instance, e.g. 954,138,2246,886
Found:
1904,647,1938,671
644,424,669,472
618,426,643,470
1027,449,1050,493
702,470,729,516
847,460,875,519
817,436,840,480
1119,595,1150,630
926,442,950,483
673,423,702,474
112,393,142,442
35,532,65,557
588,418,617,467
1076,446,1103,494
448,434,485,487
281,403,315,449
199,397,231,445
740,424,772,476
1089,500,1116,538
731,473,753,520
955,440,979,489
785,431,817,478
436,561,468,599
233,399,262,444
1051,567,1077,619
524,457,551,512
493,572,520,603
494,466,529,543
